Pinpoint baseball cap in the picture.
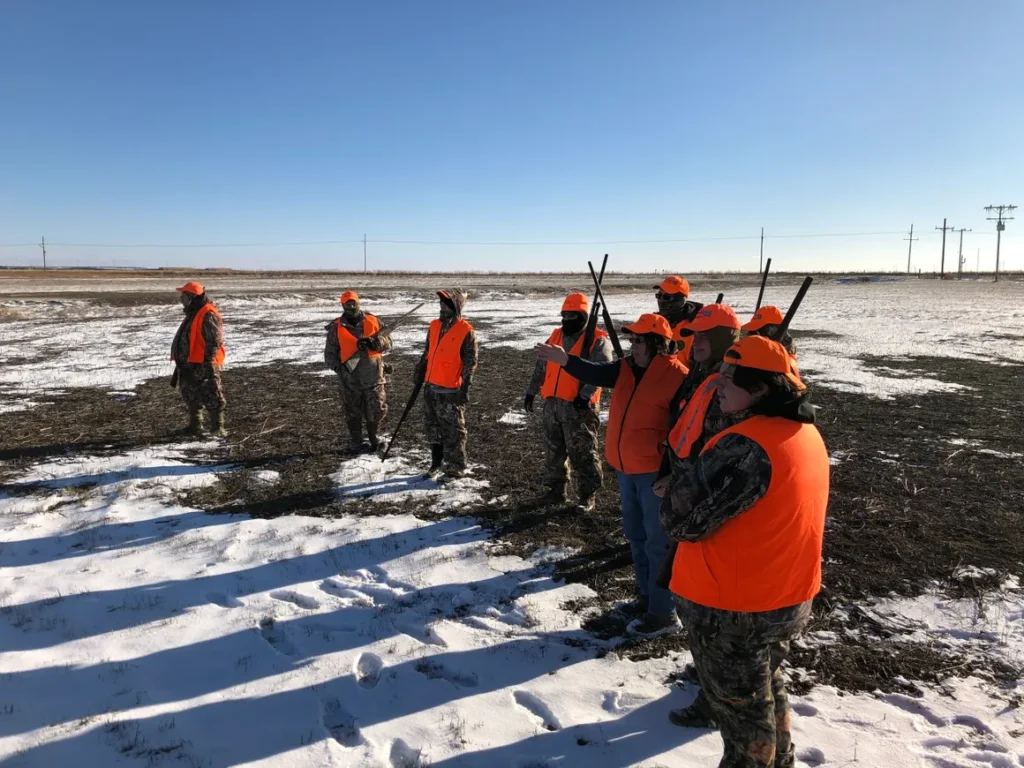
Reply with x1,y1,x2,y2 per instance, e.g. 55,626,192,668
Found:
687,304,741,332
723,336,805,390
561,292,589,313
176,281,205,296
339,290,360,304
622,313,673,339
653,275,690,296
742,305,784,333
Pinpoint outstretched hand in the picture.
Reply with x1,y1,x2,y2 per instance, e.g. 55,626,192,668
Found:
534,343,568,367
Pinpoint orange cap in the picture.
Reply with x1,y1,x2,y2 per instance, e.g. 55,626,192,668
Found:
622,313,673,339
176,281,205,296
339,290,360,304
654,275,690,296
561,292,589,313
687,304,741,332
742,305,784,332
723,336,805,389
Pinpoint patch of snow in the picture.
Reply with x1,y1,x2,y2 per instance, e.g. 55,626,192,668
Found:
331,453,489,513
252,470,281,486
528,545,580,567
498,410,528,426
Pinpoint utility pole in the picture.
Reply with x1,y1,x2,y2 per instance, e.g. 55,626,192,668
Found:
976,247,980,272
954,227,971,279
904,224,918,274
39,236,47,270
759,227,764,273
363,233,367,273
984,205,1017,283
936,218,953,278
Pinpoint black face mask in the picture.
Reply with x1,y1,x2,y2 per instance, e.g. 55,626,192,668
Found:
656,293,686,317
343,302,361,319
561,313,587,335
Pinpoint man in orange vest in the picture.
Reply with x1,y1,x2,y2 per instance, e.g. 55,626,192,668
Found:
742,305,797,357
654,275,703,365
324,290,393,454
170,282,227,436
414,288,477,480
659,336,828,768
536,313,687,637
523,292,613,511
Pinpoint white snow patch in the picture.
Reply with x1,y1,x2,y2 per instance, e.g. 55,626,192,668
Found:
252,470,281,486
331,454,489,513
498,410,528,426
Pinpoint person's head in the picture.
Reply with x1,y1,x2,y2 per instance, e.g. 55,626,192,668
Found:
437,288,467,321
654,275,690,317
560,292,589,335
622,314,673,368
716,336,806,414
175,281,205,309
685,304,741,366
339,290,361,318
741,306,797,356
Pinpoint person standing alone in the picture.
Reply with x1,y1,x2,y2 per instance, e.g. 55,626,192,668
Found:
170,282,227,437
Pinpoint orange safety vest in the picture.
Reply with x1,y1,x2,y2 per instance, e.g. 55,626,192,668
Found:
335,315,382,364
540,327,608,404
173,303,225,366
605,355,688,474
426,318,473,389
669,415,829,612
667,373,720,460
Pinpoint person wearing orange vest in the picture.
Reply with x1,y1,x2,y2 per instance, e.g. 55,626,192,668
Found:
170,282,227,437
659,336,828,768
524,292,613,511
536,313,687,637
414,289,478,480
324,290,394,454
741,305,797,357
654,275,703,366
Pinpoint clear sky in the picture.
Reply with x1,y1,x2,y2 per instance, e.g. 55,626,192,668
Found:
1,0,1021,273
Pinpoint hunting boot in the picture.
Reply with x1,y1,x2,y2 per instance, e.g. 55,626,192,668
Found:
423,444,444,480
211,410,228,438
178,408,204,437
344,420,364,456
575,491,597,513
362,423,380,454
539,482,567,506
668,689,717,729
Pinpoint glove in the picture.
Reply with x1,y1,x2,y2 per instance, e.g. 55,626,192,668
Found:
357,338,370,350
169,368,179,389
524,394,535,412
572,396,591,410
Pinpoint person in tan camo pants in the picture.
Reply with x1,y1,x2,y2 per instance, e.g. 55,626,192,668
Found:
324,290,393,454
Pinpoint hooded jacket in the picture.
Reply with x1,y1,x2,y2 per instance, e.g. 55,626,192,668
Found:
415,288,478,395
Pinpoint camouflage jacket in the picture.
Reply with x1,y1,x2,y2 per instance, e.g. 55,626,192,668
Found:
171,295,223,366
659,391,816,543
324,312,393,389
526,329,614,401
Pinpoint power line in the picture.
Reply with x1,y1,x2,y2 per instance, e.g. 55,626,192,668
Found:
985,204,1016,282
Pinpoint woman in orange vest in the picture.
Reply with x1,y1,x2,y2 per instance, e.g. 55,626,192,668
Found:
414,289,477,480
536,314,687,637
523,292,613,511
324,290,393,454
659,336,828,768
170,282,227,436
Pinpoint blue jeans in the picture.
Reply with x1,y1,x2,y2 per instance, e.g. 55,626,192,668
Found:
617,471,675,617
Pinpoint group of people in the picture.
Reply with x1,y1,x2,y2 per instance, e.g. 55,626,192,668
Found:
168,276,828,768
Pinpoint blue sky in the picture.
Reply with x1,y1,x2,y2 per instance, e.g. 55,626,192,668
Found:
1,0,1021,272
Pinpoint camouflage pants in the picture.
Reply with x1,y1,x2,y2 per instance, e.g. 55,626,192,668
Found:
679,598,812,768
179,364,226,417
423,387,467,471
541,397,602,499
339,378,387,444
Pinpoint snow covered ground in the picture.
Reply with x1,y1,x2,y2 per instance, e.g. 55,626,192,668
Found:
3,278,1024,766
2,446,1022,767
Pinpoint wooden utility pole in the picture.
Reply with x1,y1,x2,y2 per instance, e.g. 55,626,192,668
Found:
904,224,918,273
936,218,953,277
363,233,367,273
39,236,47,270
954,228,971,279
985,205,1017,283
759,227,764,273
